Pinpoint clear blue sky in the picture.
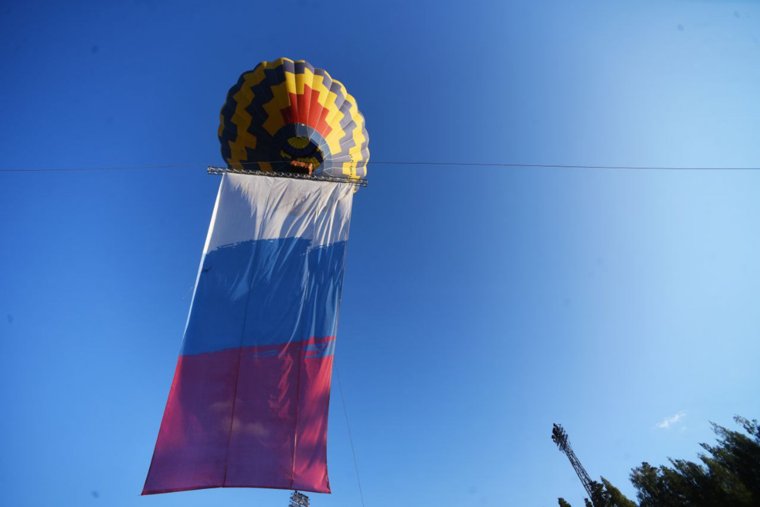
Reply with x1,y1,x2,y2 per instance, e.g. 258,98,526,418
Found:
2,1,760,506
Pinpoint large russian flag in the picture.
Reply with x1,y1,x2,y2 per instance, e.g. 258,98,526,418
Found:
143,173,354,495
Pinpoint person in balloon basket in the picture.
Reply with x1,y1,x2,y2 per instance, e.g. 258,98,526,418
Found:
286,159,314,175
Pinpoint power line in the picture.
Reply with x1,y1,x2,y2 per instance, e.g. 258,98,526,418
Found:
372,161,760,171
1,161,759,174
0,164,190,173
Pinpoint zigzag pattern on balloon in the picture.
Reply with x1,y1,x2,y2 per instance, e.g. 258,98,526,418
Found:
218,58,370,180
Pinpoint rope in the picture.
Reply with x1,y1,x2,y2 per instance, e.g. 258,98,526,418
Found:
335,365,366,507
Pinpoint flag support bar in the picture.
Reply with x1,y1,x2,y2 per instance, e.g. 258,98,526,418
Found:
207,166,368,187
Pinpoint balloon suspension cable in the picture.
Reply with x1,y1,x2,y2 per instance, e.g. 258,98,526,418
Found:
336,366,367,507
207,165,368,187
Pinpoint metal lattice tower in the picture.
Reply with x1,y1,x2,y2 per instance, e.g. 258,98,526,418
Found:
552,423,598,503
289,491,310,507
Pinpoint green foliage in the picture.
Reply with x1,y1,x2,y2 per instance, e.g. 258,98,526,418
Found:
557,416,760,507
630,416,760,507
556,478,636,507
599,478,637,507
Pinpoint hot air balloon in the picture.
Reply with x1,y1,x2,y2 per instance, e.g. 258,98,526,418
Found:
144,58,369,496
218,57,369,180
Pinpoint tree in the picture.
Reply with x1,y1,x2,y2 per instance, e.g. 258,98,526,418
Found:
599,478,637,507
556,477,636,507
630,416,760,507
557,416,759,507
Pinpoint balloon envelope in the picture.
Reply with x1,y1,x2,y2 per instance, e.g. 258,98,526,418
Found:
218,58,370,180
